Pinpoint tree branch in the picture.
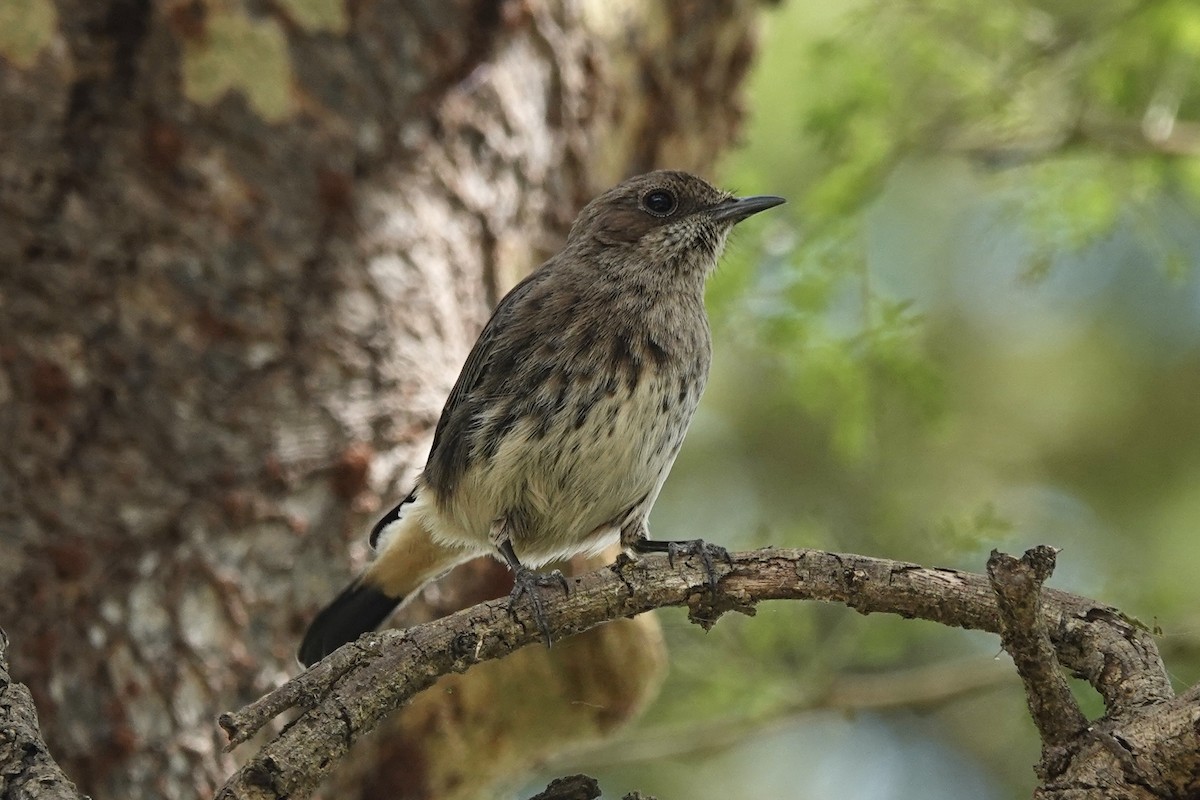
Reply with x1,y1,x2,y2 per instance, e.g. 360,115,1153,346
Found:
216,546,1184,799
988,547,1088,748
526,774,600,800
0,629,86,800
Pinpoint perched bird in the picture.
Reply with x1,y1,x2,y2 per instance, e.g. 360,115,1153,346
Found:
299,170,784,667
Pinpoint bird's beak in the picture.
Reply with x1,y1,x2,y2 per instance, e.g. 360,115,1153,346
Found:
708,194,786,223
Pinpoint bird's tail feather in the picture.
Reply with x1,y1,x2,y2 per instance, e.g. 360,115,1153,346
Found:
297,580,402,667
298,501,475,668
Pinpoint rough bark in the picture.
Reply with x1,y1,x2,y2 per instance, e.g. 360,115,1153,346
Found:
6,543,1197,798
0,629,85,800
0,1,767,798
211,546,1195,799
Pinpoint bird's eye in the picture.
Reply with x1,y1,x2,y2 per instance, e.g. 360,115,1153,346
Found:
641,189,677,217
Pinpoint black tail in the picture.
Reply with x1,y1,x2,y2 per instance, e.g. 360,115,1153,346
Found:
297,581,402,667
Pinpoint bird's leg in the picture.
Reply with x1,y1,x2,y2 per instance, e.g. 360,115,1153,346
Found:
618,517,650,550
602,518,647,595
624,517,731,595
492,519,568,646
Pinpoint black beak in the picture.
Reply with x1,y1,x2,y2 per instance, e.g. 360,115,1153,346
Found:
708,194,786,224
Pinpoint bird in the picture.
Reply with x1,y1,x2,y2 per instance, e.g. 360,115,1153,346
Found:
298,170,785,667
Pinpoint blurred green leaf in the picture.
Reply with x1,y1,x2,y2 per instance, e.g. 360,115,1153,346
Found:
575,2,1200,798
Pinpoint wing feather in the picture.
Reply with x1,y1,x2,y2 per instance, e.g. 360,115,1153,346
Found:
422,265,552,496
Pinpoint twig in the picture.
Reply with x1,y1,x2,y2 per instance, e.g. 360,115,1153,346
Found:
987,547,1088,748
218,637,374,749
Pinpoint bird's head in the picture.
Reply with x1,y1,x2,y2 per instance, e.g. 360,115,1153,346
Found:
566,170,785,278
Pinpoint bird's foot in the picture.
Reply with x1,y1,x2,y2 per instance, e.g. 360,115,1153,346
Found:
508,567,569,646
632,538,732,595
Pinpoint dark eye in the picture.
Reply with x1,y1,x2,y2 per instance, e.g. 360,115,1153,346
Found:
641,189,677,217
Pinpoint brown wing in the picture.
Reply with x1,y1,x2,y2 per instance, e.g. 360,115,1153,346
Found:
422,264,552,497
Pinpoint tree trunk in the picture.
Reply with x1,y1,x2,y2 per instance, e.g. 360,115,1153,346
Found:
0,0,767,797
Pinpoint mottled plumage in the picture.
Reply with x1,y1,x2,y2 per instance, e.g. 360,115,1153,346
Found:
299,171,784,667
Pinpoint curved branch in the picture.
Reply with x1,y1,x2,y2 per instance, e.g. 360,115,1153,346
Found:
217,547,1177,799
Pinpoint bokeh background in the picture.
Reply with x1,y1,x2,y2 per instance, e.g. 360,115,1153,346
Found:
5,0,1197,796
530,1,1200,797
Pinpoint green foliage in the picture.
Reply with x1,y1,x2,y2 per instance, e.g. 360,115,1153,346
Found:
182,9,295,121
931,502,1014,554
587,2,1200,798
0,0,57,68
714,0,1200,482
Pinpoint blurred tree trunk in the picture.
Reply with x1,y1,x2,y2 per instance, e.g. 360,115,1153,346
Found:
0,0,767,798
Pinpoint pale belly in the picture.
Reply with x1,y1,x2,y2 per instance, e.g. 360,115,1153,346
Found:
426,369,702,567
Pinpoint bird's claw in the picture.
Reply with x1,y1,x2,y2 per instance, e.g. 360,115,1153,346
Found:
508,568,568,646
665,540,732,594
